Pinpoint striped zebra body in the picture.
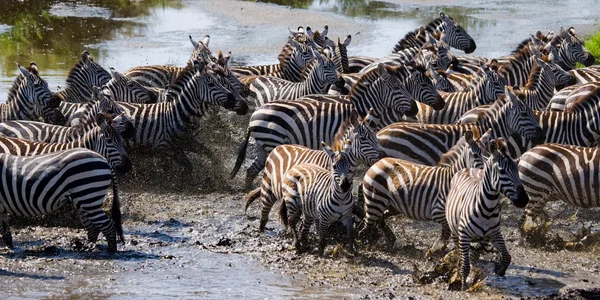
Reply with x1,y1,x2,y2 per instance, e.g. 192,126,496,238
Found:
348,56,377,73
246,109,384,231
392,12,476,54
3,64,57,122
231,38,314,82
446,72,475,92
0,114,131,174
445,139,528,290
518,144,600,236
0,148,124,252
360,130,489,251
117,61,247,149
281,142,356,255
407,65,506,124
378,86,545,164
231,63,444,189
249,52,341,106
51,51,111,104
548,81,600,112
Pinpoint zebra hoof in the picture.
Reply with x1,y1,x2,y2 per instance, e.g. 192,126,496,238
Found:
494,263,508,277
2,233,13,249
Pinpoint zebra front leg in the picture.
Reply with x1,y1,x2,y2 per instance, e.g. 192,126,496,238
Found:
317,219,330,256
458,233,472,291
491,232,511,277
299,217,313,254
427,225,451,257
342,214,356,255
0,213,13,249
378,217,397,248
244,148,268,190
79,212,100,245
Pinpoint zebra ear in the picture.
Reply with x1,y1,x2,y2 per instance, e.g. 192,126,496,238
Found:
496,138,507,153
322,24,329,38
81,50,92,65
92,86,102,100
322,141,335,160
534,57,547,68
222,50,232,66
377,63,391,80
505,86,519,104
95,113,108,128
109,67,124,80
17,64,33,81
479,129,493,146
203,34,210,47
28,62,39,76
342,34,352,47
488,139,499,155
568,27,577,36
349,109,359,127
189,35,200,49
343,139,352,154
464,130,474,144
529,44,543,58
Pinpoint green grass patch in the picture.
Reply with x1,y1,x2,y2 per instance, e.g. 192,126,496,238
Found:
584,26,600,65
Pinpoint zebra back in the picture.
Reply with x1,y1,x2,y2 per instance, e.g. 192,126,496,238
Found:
51,51,111,104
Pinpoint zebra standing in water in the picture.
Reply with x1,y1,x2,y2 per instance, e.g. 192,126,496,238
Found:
377,86,545,165
360,129,490,253
280,141,356,255
50,50,111,103
445,138,529,290
519,144,600,236
230,63,443,190
0,148,124,252
0,114,132,174
248,50,342,106
245,109,385,232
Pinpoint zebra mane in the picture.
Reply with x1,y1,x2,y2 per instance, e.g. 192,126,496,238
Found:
348,65,395,101
522,62,543,90
277,41,300,69
438,128,480,167
497,46,534,75
511,31,552,54
331,110,358,151
163,59,199,99
565,84,600,113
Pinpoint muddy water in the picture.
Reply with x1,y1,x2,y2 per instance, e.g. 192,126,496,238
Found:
0,0,600,299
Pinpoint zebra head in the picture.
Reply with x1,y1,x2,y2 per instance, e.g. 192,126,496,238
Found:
313,49,343,88
95,113,132,174
438,12,476,54
416,41,450,72
504,85,545,145
475,63,507,105
486,138,529,208
286,38,315,73
555,26,595,69
429,69,456,92
190,60,249,115
69,50,111,97
370,63,417,119
106,68,158,104
347,109,385,166
189,35,214,63
214,50,251,98
14,63,56,120
404,61,445,110
96,86,135,139
322,140,353,192
533,57,576,88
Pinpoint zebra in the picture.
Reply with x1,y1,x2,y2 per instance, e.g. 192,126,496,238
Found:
445,138,528,290
405,64,507,124
3,63,58,122
377,86,545,165
116,59,248,150
230,37,315,82
360,40,451,75
248,50,341,107
514,57,575,110
547,81,600,112
280,141,356,255
551,26,596,70
518,143,600,237
244,109,385,232
0,148,124,252
392,12,476,54
0,114,132,174
359,129,490,254
230,63,443,189
50,50,111,103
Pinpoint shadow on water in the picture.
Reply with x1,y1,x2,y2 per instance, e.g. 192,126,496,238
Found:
0,269,64,281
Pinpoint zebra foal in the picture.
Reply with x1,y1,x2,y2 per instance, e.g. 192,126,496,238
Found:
445,138,528,290
0,148,124,252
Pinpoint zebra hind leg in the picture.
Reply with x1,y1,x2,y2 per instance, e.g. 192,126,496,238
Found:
78,198,118,253
458,234,472,291
426,225,451,258
0,213,13,249
317,219,330,257
244,148,268,190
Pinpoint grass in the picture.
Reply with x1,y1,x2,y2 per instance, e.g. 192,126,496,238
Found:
584,26,600,65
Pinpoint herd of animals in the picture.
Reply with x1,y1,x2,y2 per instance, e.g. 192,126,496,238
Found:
1,11,600,290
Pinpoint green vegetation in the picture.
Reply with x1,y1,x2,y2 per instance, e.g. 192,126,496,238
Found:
584,26,600,65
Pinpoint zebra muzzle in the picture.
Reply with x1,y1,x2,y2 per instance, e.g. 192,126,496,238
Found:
115,155,133,174
513,185,529,208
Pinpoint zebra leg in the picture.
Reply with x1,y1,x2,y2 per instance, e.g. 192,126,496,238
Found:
342,214,356,254
244,148,268,190
458,233,472,291
0,213,13,249
76,196,118,253
299,217,313,253
427,225,451,257
79,211,100,245
259,195,277,232
491,232,511,277
378,213,398,247
317,219,330,257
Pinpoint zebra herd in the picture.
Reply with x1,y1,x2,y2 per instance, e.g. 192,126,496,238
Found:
1,10,599,291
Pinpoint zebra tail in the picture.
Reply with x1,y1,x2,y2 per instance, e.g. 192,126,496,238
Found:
279,199,289,229
244,187,261,214
230,128,251,178
112,175,125,244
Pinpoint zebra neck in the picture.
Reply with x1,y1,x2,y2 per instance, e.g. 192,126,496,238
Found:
502,52,535,87
559,45,577,70
0,96,28,121
348,79,389,126
54,84,92,103
480,163,502,209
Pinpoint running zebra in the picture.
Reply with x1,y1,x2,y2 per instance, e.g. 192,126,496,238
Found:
51,50,111,103
445,138,528,290
116,59,248,150
360,129,490,253
3,63,58,122
378,86,545,165
406,64,507,124
0,114,132,174
280,141,356,255
230,63,443,189
230,38,315,82
248,50,341,106
0,148,124,252
392,12,476,54
518,144,600,236
245,109,385,232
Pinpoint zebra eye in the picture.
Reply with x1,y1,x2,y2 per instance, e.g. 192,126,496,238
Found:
208,82,216,88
